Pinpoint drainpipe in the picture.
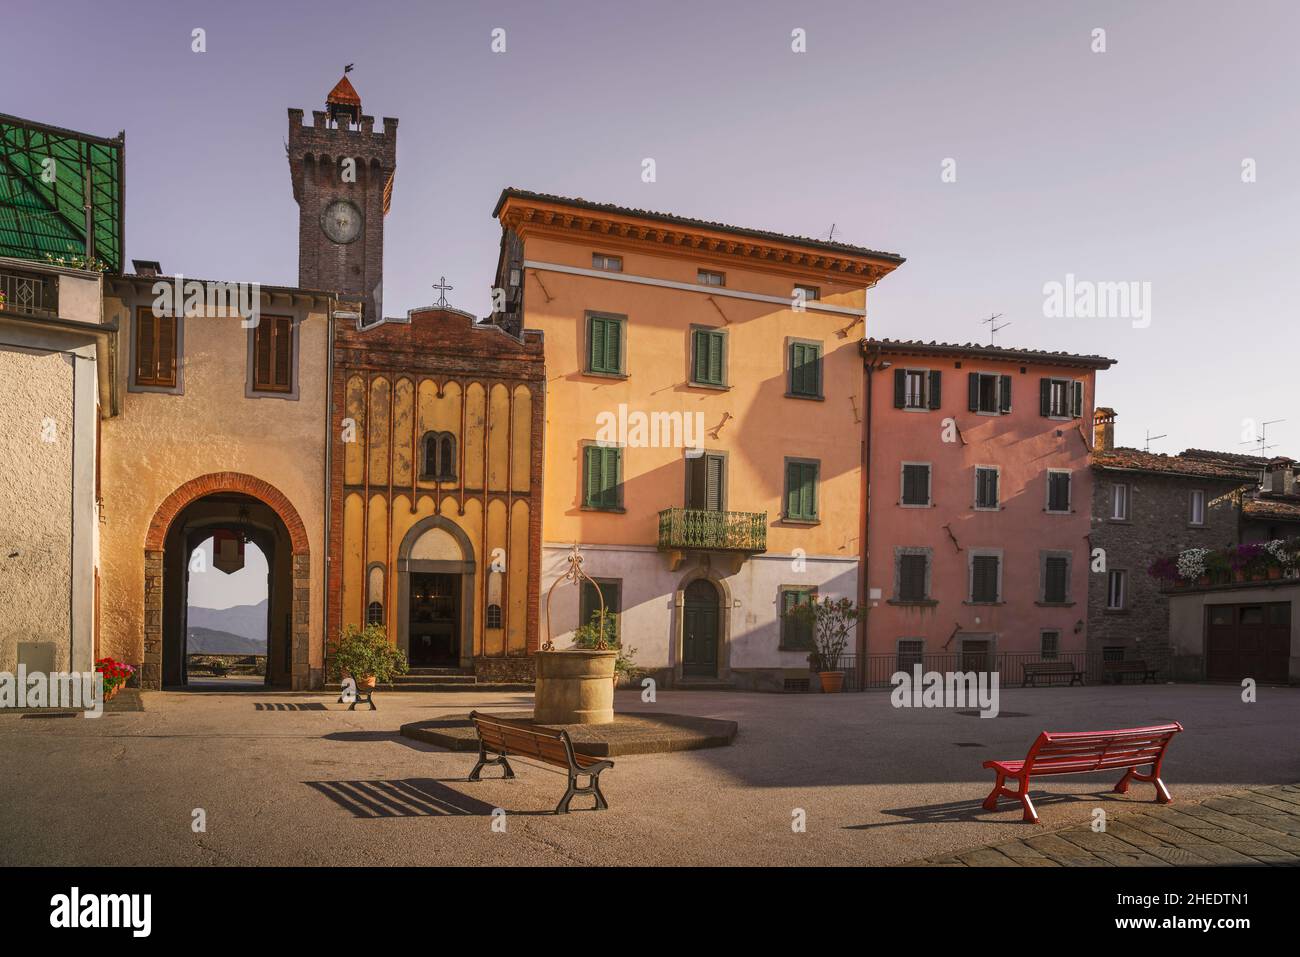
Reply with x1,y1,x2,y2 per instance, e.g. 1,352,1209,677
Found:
859,344,887,691
321,294,336,688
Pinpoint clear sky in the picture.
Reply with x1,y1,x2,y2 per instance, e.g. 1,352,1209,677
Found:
5,0,1297,456
187,538,267,611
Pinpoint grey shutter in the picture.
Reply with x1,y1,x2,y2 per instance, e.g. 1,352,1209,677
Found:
928,370,942,409
1071,380,1084,418
1039,378,1052,417
894,368,906,408
967,372,980,411
705,454,724,511
998,375,1012,413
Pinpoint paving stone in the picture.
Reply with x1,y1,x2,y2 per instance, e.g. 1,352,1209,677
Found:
955,848,1020,866
1141,844,1216,866
1093,849,1172,867
994,839,1051,860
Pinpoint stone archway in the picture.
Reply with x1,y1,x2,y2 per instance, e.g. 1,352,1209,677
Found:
143,472,310,690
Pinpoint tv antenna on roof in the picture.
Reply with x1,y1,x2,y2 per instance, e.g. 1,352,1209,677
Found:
1241,418,1285,458
1143,430,1167,452
982,312,1010,345
825,223,836,242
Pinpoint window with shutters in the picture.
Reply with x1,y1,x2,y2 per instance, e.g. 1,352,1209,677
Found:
968,371,1010,414
778,586,817,650
969,551,1001,603
892,368,942,410
690,327,727,387
686,452,726,511
783,457,819,522
1188,489,1206,526
1046,470,1071,513
1111,482,1130,520
1040,552,1071,604
582,443,623,510
697,269,725,287
1040,377,1084,418
251,315,294,394
894,548,931,602
900,462,931,506
787,339,823,398
1106,569,1127,610
974,466,1000,509
132,307,179,389
897,639,924,673
585,312,626,376
591,253,622,272
1040,630,1060,660
580,578,622,632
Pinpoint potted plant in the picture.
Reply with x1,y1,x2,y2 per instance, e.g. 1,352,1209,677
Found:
572,609,639,688
789,596,864,694
328,623,408,693
95,657,135,702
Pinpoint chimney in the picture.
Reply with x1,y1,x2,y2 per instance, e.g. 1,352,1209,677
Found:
1093,407,1117,452
1265,457,1297,496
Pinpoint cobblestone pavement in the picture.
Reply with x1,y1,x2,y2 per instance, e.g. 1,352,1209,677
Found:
908,784,1300,866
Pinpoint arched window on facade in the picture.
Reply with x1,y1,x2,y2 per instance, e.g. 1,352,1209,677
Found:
421,431,457,481
366,601,384,626
366,563,385,628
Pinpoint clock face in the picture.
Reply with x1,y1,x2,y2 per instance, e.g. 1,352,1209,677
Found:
321,199,362,244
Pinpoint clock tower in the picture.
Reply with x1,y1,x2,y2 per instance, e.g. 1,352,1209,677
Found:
287,74,397,322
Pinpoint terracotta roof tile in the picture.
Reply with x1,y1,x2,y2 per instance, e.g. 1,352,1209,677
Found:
326,76,361,107
1245,495,1300,522
864,338,1116,370
1092,448,1260,480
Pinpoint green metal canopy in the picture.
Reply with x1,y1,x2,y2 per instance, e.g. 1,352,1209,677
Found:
0,113,124,272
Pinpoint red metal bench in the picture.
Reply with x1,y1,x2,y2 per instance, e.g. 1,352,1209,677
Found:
981,722,1183,823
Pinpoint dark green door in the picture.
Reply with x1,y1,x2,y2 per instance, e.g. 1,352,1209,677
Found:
682,579,720,678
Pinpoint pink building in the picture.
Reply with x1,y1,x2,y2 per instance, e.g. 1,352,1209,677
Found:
859,339,1116,685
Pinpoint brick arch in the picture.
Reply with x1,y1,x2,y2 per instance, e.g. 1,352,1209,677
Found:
145,471,309,553
141,472,312,690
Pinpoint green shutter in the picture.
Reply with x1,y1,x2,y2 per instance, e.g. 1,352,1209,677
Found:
584,445,622,508
786,461,817,520
790,342,821,397
705,454,723,511
693,330,725,385
588,317,622,374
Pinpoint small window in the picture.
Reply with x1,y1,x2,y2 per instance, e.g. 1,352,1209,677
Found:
421,432,457,481
134,308,179,388
1042,555,1070,603
788,340,822,398
779,587,816,650
1111,482,1130,520
486,604,503,629
1047,471,1071,513
366,601,384,626
971,553,1000,603
901,463,931,506
793,284,820,303
253,315,294,393
784,459,819,521
897,639,924,673
580,578,622,630
897,553,929,602
1040,377,1084,418
691,328,727,386
975,467,999,509
1107,570,1126,610
583,444,623,510
968,372,1010,414
592,253,623,272
1040,631,1060,660
1189,489,1206,526
1103,646,1126,663
697,269,725,287
586,313,625,375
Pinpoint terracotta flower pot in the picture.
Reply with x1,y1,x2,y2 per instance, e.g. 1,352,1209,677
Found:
352,674,377,691
819,671,845,694
1267,566,1282,580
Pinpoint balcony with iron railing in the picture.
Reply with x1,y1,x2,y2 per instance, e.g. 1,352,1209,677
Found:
0,266,59,318
657,507,767,554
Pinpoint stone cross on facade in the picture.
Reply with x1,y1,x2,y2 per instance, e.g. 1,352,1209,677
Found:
432,276,454,309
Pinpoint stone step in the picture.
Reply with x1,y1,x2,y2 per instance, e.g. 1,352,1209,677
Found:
324,681,534,693
391,673,475,684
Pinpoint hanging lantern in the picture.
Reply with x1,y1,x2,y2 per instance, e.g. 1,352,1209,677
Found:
212,529,246,575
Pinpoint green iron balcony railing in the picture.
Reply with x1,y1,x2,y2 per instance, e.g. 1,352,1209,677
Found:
657,508,767,553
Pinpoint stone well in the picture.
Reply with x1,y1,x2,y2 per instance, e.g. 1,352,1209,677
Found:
533,649,616,725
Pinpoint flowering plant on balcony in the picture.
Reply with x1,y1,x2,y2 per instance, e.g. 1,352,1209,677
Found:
95,657,135,698
0,291,7,309
1175,547,1211,581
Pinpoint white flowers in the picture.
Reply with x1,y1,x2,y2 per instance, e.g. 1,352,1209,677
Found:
1264,539,1295,566
1177,547,1210,580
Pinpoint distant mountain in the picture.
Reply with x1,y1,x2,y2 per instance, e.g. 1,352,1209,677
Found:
188,599,268,643
187,626,266,656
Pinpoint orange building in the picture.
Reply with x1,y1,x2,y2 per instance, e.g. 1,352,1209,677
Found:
491,190,903,689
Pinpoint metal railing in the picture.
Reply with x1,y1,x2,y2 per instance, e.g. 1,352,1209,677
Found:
0,267,58,317
657,508,767,553
808,652,1119,691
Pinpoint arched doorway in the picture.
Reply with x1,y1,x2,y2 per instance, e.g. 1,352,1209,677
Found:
396,516,476,670
144,473,310,690
682,579,721,679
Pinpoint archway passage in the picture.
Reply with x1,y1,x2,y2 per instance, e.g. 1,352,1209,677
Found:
682,579,720,679
143,473,310,690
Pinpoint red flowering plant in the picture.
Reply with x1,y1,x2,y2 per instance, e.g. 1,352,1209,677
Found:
95,657,135,695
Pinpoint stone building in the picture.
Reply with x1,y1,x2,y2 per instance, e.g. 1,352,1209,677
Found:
1087,409,1258,676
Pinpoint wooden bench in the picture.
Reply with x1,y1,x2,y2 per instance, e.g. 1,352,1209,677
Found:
1020,661,1085,687
982,722,1183,823
1104,659,1158,684
467,711,614,814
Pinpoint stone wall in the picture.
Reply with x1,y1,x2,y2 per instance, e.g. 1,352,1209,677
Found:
474,655,536,683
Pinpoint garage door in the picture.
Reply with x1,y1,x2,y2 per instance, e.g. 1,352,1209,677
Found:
1205,602,1291,683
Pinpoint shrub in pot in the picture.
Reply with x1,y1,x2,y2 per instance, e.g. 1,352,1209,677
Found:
328,623,409,690
788,596,865,693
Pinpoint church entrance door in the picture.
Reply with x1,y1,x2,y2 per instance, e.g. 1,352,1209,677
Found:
409,572,460,667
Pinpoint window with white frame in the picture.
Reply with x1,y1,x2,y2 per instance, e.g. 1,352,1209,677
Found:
1189,489,1206,526
1111,482,1130,520
1107,569,1127,610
